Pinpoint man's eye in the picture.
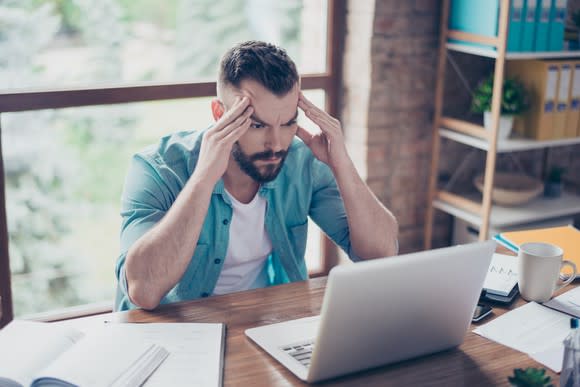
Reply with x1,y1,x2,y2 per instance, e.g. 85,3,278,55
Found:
283,121,297,127
250,122,265,129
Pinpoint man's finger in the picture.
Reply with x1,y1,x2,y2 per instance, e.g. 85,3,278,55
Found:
223,116,251,143
217,106,254,139
214,97,250,131
299,92,320,111
298,98,329,123
302,105,327,126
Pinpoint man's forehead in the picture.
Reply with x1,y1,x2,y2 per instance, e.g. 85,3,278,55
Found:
224,81,299,123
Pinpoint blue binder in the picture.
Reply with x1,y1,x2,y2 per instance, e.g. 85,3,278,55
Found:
521,0,538,51
508,0,526,51
449,0,499,49
548,0,567,51
535,0,552,51
449,0,526,52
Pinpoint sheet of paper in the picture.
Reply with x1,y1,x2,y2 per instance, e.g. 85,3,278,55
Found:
544,286,580,318
482,253,518,296
104,323,225,387
473,302,570,372
531,344,565,374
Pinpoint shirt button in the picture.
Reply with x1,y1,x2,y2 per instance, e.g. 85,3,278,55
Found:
214,258,221,264
201,292,209,298
222,219,229,225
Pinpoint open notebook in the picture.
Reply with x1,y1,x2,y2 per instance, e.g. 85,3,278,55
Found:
0,320,225,387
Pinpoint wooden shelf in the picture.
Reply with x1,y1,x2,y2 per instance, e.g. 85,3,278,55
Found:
446,43,580,60
434,192,580,229
439,128,580,152
425,0,580,247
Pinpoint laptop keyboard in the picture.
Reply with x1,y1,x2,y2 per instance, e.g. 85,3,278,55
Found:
281,341,315,368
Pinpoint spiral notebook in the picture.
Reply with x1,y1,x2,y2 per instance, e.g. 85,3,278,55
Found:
482,253,518,297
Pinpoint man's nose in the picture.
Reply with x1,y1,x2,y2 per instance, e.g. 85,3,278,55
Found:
265,126,283,152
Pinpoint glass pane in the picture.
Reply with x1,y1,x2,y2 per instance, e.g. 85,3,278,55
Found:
3,89,326,316
0,0,327,92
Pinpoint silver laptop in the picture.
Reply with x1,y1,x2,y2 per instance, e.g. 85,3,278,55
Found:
245,240,496,383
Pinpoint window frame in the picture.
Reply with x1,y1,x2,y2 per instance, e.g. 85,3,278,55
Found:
0,0,345,327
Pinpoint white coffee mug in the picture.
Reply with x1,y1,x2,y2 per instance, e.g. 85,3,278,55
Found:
518,242,577,303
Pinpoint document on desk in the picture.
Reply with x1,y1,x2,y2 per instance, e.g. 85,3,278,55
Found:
110,323,226,387
473,302,569,372
543,286,580,318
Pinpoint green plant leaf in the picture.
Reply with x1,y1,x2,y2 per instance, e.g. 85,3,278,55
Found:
471,74,530,115
507,367,553,387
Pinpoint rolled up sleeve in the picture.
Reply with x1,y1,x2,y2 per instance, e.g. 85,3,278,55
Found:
308,160,362,262
115,154,171,309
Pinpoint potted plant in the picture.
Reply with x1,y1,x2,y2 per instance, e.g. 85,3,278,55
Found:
507,367,553,387
471,74,530,139
544,166,566,198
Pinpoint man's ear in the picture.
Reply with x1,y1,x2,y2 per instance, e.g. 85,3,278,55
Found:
211,99,224,121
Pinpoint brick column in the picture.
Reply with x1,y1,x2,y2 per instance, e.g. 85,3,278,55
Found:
342,0,442,253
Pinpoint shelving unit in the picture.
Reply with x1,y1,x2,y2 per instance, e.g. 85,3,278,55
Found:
439,128,580,152
424,0,580,248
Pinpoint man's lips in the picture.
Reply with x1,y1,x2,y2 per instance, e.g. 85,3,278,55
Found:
257,156,281,163
251,150,286,162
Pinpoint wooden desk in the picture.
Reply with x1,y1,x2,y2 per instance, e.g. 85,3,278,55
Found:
67,276,563,386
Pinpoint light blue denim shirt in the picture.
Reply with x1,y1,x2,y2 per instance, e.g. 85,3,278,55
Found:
115,129,361,311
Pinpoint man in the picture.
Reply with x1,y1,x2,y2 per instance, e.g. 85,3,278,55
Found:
115,41,398,311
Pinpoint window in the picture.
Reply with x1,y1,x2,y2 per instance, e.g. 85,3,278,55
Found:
0,0,345,325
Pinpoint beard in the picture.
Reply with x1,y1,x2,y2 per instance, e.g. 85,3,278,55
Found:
232,142,288,183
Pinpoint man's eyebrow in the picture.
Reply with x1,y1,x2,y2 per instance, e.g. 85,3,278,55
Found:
250,113,264,123
250,110,299,125
284,111,299,124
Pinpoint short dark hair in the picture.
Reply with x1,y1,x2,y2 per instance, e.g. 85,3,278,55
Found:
218,41,299,96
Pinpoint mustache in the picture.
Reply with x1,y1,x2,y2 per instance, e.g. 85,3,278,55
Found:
250,150,287,161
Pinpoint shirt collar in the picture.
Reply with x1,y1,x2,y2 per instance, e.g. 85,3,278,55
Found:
212,177,278,198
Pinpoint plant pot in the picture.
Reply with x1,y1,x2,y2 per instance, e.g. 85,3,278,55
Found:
484,111,514,139
544,181,563,198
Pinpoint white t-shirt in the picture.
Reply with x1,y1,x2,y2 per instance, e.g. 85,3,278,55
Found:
212,189,272,295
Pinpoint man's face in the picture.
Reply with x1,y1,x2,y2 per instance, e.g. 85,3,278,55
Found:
222,79,299,183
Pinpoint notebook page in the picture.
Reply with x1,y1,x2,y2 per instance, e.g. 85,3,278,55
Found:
0,320,83,386
32,327,161,387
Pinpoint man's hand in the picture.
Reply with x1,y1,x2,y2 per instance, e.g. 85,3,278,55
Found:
297,92,348,170
196,97,253,184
